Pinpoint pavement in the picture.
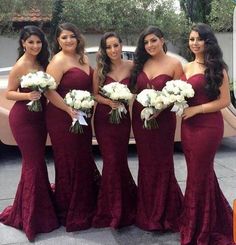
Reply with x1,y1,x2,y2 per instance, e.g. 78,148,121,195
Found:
0,137,235,245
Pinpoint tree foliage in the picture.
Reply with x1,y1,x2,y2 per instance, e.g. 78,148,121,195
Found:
0,0,52,15
0,0,52,34
62,0,187,44
180,0,212,23
0,0,15,33
153,0,188,42
0,0,189,55
62,0,155,44
207,0,235,32
50,0,64,41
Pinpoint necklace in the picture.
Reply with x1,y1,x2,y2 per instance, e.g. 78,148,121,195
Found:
195,60,204,65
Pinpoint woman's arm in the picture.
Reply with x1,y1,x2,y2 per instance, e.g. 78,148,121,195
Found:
173,60,184,80
44,59,72,117
92,69,120,109
182,70,230,119
6,64,41,102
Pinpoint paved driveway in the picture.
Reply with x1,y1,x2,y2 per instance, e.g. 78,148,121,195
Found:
0,137,235,245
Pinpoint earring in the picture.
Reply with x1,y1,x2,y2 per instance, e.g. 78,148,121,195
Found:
23,48,26,52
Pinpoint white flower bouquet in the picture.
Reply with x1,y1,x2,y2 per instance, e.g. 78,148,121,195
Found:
100,82,133,124
64,89,94,134
20,71,57,112
161,80,195,116
136,89,165,129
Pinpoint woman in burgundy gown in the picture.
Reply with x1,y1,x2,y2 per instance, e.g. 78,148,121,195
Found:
0,26,59,241
130,26,183,231
179,23,234,245
92,32,137,228
45,23,100,231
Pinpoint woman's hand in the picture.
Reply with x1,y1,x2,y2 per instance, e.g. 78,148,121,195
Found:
28,91,41,101
182,105,202,120
108,100,122,109
148,110,161,120
67,107,78,120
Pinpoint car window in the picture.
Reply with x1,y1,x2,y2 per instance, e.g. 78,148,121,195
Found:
87,52,97,68
122,52,134,61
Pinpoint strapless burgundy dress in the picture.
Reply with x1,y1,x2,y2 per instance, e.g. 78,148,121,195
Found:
0,88,59,241
179,74,234,245
46,67,100,231
92,76,137,228
132,72,183,231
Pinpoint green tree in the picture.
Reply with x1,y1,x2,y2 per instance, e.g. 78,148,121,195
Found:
62,0,154,43
153,0,188,42
50,0,64,42
3,0,52,16
0,0,15,33
207,0,235,31
0,0,189,57
0,0,52,34
62,0,186,44
180,0,212,23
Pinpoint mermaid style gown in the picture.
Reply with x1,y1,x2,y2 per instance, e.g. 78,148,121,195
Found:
180,74,234,245
0,89,59,241
132,72,183,231
46,67,100,231
92,77,137,228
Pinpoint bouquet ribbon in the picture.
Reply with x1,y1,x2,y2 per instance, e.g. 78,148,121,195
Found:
27,100,34,106
140,107,159,129
72,110,88,126
171,102,189,116
118,104,127,116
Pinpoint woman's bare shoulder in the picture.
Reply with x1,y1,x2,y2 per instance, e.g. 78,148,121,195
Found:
47,53,66,71
166,54,182,66
183,61,194,73
10,58,32,78
50,52,64,65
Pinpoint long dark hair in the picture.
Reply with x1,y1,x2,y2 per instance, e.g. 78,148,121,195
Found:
131,26,167,90
53,22,86,65
191,23,227,99
18,25,50,70
96,32,122,86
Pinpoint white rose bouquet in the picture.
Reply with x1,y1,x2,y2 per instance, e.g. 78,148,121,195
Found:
136,89,165,129
99,82,133,124
161,80,195,116
20,71,57,112
64,89,94,134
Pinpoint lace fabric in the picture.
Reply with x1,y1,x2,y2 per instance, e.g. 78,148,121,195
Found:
180,74,234,245
46,67,101,230
132,73,183,231
92,77,137,228
0,96,59,241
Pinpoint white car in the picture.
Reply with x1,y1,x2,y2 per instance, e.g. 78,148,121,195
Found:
1,46,236,145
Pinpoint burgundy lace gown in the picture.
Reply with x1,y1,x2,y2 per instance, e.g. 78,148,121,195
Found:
46,67,100,231
92,77,137,228
180,74,234,245
132,72,183,231
0,89,59,241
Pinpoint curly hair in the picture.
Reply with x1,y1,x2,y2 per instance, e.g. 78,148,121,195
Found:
130,26,167,91
53,22,86,65
190,23,228,99
17,25,50,70
96,32,122,86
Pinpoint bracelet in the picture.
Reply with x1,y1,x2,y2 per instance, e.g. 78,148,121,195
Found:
201,104,205,114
